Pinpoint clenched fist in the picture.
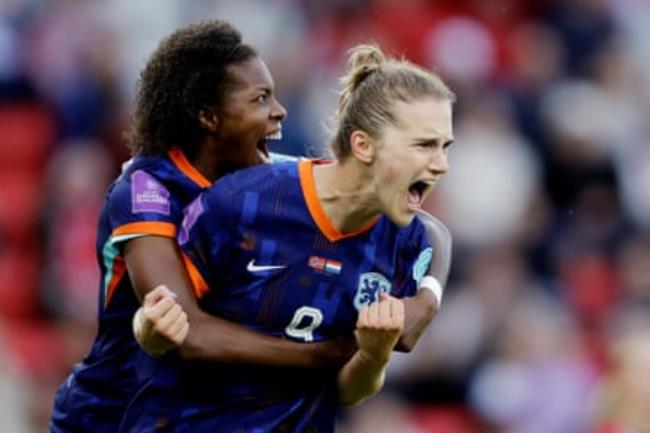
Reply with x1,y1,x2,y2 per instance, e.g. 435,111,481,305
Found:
133,285,189,357
355,292,404,365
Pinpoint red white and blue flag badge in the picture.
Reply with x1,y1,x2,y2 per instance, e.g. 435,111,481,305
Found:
308,256,342,275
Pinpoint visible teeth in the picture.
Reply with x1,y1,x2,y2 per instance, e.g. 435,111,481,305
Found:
266,129,282,140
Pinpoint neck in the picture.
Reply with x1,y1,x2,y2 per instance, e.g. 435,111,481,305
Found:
312,160,381,234
187,139,226,182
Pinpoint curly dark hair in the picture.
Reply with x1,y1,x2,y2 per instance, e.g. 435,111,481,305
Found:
126,20,257,156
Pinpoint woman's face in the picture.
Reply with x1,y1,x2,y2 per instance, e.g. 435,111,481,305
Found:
212,56,287,171
371,97,453,227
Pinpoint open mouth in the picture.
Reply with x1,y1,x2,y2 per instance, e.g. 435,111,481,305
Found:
257,128,283,163
407,180,434,210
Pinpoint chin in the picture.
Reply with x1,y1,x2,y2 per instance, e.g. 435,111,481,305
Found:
388,210,415,228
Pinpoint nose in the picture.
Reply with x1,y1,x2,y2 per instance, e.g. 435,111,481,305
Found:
271,98,287,121
429,148,449,175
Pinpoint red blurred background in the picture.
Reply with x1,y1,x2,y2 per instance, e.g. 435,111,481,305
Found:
1,0,649,432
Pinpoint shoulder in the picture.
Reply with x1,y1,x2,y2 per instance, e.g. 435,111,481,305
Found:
105,156,183,223
108,157,173,203
374,215,436,262
209,161,299,196
415,209,452,245
196,162,301,227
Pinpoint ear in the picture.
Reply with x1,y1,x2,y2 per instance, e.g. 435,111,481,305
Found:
349,130,376,164
199,108,219,133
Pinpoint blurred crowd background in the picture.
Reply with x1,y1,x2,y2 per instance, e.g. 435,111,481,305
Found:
1,0,650,432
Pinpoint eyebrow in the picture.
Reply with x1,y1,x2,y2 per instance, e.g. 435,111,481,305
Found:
255,86,272,94
413,137,454,147
247,86,272,99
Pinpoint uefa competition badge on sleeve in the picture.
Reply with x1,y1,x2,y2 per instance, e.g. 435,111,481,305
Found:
131,170,171,215
412,247,433,286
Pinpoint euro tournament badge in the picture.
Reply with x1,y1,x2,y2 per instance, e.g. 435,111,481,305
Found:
131,170,170,215
412,247,433,286
354,272,392,310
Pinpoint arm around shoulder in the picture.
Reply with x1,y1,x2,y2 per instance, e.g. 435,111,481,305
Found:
126,235,357,368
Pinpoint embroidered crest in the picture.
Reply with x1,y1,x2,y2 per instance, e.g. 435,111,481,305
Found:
354,272,392,310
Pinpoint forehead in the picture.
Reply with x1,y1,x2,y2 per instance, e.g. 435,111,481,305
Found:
227,56,275,92
390,98,453,142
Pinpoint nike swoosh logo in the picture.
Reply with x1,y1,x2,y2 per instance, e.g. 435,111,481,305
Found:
246,259,286,273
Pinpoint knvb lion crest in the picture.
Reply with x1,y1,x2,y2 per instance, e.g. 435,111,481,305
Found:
354,272,392,311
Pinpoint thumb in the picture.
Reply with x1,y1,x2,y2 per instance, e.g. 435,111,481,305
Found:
144,284,176,307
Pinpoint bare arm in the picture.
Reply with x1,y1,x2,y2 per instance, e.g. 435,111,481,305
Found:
396,209,452,352
125,235,355,368
338,293,404,406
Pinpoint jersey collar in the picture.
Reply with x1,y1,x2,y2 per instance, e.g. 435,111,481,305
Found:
168,147,212,188
298,159,379,242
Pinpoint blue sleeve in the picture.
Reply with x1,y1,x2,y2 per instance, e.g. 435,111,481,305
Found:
106,169,183,242
177,182,236,294
401,222,434,297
